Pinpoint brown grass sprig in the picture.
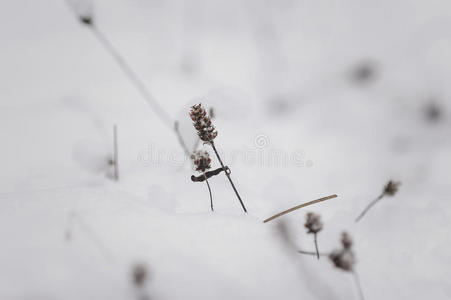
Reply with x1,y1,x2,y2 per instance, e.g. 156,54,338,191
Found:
355,180,401,222
263,194,337,223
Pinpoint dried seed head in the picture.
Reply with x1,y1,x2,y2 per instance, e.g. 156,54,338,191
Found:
192,150,211,173
79,15,93,25
304,212,323,234
189,104,217,142
383,180,401,196
329,231,356,272
341,232,353,249
329,248,356,272
68,0,94,25
132,263,148,287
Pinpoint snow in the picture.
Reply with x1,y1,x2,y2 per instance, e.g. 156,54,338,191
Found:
1,0,450,299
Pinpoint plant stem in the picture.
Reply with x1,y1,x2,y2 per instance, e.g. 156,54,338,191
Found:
353,271,365,300
174,121,191,156
210,141,247,213
263,194,337,223
89,25,173,128
65,1,202,162
355,194,384,222
298,249,328,257
113,124,119,181
314,233,319,260
204,174,214,212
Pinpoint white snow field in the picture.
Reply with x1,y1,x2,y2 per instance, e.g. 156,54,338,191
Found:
1,0,450,299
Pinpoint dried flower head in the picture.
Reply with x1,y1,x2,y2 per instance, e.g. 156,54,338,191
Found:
329,248,356,272
192,150,211,173
132,263,148,287
68,0,94,25
383,180,401,196
190,104,217,142
329,232,356,272
79,15,93,25
341,232,353,249
304,212,323,234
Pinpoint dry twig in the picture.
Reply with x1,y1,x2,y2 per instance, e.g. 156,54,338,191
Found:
263,195,337,223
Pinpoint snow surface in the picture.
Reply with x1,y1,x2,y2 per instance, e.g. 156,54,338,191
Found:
1,0,450,299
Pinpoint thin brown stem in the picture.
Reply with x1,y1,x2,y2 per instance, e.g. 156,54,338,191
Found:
353,271,365,300
174,121,191,156
90,25,173,128
314,233,320,260
298,249,329,257
210,141,247,213
263,194,338,223
204,174,214,212
355,194,384,222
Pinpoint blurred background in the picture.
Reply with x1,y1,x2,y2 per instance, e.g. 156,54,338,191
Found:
0,0,450,299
